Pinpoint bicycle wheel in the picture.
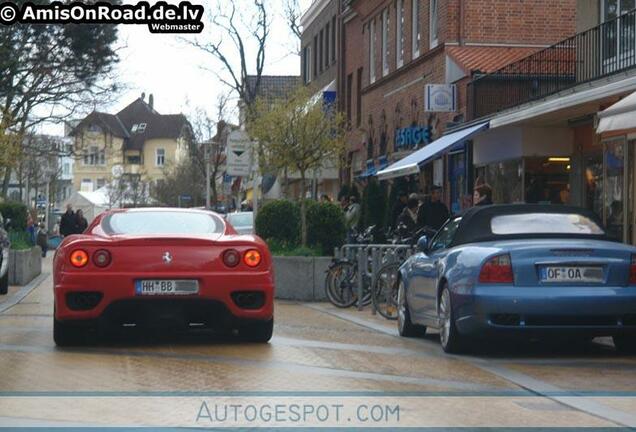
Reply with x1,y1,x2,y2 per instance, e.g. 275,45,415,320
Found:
372,262,401,320
325,261,359,308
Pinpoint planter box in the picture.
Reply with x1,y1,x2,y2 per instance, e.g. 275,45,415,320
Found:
273,256,332,302
9,247,42,286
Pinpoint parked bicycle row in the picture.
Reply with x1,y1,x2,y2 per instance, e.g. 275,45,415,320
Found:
325,224,435,320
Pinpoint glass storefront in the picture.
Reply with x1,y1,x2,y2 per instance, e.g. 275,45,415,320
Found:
476,159,523,204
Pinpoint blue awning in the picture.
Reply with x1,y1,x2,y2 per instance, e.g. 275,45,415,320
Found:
377,121,489,180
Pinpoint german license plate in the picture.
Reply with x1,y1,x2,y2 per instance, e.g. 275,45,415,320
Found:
135,280,199,296
539,266,603,283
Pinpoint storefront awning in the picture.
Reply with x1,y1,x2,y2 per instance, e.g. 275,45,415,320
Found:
597,91,636,133
377,121,490,180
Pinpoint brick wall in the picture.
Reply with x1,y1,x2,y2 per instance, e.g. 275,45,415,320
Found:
340,0,577,179
457,0,577,45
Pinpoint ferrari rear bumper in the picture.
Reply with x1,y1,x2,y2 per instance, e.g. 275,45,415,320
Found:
54,270,274,324
453,285,636,337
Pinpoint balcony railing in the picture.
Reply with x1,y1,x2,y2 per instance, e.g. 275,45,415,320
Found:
467,9,636,120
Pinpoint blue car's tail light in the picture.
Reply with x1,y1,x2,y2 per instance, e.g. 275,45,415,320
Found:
479,254,513,284
630,255,636,285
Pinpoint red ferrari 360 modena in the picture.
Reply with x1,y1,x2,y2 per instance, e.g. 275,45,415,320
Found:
53,208,274,346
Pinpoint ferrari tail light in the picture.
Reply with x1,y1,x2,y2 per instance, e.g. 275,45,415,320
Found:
223,249,240,267
244,249,262,268
479,253,513,284
92,249,112,268
629,255,636,284
69,250,89,268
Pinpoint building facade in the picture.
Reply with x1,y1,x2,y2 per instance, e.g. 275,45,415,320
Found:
340,0,577,212
463,0,636,244
70,95,192,199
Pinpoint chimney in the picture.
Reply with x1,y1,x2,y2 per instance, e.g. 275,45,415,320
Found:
141,92,145,101
149,94,154,109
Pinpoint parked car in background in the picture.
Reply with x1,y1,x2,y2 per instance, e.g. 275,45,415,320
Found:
397,204,636,355
0,212,10,294
225,212,254,235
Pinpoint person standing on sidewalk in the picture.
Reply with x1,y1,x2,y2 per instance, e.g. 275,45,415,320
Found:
60,204,75,237
417,186,450,231
36,223,48,258
74,209,88,234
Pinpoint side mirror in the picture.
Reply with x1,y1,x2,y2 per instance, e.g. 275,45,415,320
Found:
417,235,429,253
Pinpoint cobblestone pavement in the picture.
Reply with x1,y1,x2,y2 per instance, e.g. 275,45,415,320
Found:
0,256,635,428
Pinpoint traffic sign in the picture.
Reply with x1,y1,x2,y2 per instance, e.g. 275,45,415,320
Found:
226,130,256,177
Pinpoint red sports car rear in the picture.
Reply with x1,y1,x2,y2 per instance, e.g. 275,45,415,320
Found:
52,208,274,346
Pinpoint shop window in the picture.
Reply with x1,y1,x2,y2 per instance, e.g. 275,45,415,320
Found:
524,157,571,204
480,159,523,204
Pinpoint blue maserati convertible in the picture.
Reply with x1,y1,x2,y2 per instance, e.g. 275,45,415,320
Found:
397,204,636,354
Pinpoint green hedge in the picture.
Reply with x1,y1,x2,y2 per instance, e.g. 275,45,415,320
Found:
0,201,28,231
255,200,300,246
256,199,346,256
306,201,346,255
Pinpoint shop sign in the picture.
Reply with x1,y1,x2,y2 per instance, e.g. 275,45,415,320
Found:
395,126,431,151
425,84,457,112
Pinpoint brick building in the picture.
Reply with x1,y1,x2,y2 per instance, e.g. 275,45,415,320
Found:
339,0,577,212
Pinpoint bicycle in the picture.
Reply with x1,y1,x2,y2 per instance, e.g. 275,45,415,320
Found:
371,226,436,319
325,226,375,308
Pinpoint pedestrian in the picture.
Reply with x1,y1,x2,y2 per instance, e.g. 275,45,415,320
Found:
60,204,75,237
26,215,36,246
36,223,48,258
417,185,450,231
391,191,408,230
75,209,88,234
473,184,493,206
344,195,361,243
397,197,420,237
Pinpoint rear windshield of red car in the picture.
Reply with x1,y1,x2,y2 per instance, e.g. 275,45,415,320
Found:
102,211,224,235
491,213,605,236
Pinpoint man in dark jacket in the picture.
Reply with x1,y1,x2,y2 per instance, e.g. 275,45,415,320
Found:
417,186,449,231
59,204,75,237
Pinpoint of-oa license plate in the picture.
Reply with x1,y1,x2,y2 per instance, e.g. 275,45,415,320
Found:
539,266,603,283
135,280,199,296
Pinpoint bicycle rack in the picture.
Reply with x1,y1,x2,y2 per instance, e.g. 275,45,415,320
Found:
332,244,417,312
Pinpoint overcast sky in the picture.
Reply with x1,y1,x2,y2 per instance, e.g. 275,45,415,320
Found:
41,0,311,136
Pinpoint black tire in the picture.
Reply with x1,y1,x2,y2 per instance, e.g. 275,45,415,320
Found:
240,319,274,343
372,263,401,320
438,285,467,354
0,271,8,295
397,279,426,337
613,335,636,354
53,319,88,347
325,261,358,308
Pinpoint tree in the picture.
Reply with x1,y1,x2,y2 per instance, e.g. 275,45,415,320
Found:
186,1,268,112
0,1,120,199
189,94,231,206
249,86,346,246
152,161,205,208
284,0,302,39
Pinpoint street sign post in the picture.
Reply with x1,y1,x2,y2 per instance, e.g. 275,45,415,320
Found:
226,130,256,177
